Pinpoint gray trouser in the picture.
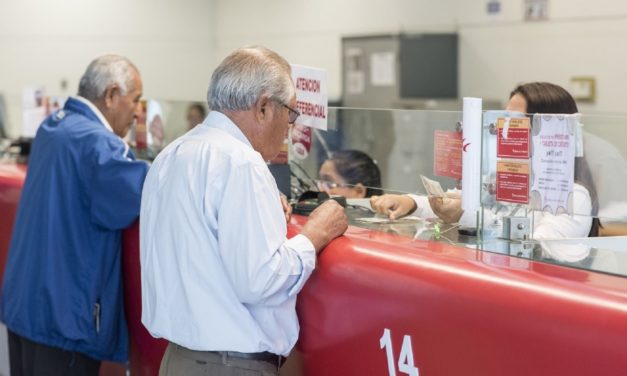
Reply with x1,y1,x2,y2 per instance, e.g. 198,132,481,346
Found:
159,342,279,376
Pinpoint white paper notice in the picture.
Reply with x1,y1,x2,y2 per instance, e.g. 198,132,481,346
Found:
530,114,576,214
291,64,328,130
370,52,395,86
346,71,365,94
22,85,46,137
345,48,365,94
22,107,46,138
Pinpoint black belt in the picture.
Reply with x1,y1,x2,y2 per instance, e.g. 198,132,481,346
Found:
212,351,286,368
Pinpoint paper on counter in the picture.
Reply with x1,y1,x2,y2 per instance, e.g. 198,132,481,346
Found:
355,216,424,224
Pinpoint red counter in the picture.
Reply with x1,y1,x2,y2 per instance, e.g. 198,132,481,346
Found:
0,163,26,286
287,216,627,375
2,162,627,375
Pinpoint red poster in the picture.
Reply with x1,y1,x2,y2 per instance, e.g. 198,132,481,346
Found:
433,130,462,179
497,117,530,159
291,124,312,160
496,161,529,204
269,140,288,164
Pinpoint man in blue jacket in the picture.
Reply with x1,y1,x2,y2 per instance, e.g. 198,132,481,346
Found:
0,54,149,375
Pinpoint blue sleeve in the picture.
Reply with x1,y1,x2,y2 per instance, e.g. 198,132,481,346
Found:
87,136,149,230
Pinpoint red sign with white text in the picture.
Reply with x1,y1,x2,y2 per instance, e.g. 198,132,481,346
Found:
497,117,531,159
496,161,529,204
433,130,462,179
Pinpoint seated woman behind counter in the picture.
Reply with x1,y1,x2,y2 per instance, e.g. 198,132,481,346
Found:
370,82,601,239
317,149,383,199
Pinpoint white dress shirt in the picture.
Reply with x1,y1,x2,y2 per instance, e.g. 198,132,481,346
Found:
140,111,315,356
409,183,593,238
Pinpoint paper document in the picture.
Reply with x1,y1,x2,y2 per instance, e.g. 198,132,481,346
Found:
355,216,424,224
420,175,445,197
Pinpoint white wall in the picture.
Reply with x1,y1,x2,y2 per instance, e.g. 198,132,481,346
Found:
4,0,627,135
458,0,627,113
0,0,213,137
212,0,458,101
212,0,627,114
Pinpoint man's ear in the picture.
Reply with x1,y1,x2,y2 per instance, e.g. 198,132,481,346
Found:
255,95,271,123
103,84,120,108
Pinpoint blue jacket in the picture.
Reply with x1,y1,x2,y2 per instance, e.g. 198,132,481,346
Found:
0,97,149,362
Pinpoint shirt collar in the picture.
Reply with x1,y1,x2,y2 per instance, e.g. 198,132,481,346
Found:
73,96,115,134
202,111,253,149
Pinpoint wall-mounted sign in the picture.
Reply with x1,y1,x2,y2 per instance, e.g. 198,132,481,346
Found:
487,0,501,15
525,0,549,21
345,48,365,95
370,52,396,87
22,85,47,137
570,76,596,102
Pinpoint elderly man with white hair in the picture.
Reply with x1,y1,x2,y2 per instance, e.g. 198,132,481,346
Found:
140,46,348,375
0,54,149,375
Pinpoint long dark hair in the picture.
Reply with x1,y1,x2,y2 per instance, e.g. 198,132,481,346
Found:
330,150,383,197
510,82,601,236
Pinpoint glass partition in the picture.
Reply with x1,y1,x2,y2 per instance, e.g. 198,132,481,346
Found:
477,110,627,278
580,113,627,223
287,105,627,279
480,111,627,238
291,107,463,197
117,100,627,279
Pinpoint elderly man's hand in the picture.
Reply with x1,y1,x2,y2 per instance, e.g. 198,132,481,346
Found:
301,200,348,254
370,194,417,220
428,191,463,224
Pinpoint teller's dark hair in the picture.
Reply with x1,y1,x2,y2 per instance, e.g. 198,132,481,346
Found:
329,150,382,197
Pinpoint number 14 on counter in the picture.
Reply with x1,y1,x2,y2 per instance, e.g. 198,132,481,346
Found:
380,328,420,376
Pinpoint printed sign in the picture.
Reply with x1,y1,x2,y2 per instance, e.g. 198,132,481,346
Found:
434,130,462,179
345,47,365,95
291,64,328,130
370,52,396,87
22,85,47,137
525,0,549,21
487,0,501,14
496,117,531,159
530,114,575,214
496,161,530,204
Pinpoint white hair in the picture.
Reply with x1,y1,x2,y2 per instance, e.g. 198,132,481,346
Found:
78,54,139,101
207,46,295,112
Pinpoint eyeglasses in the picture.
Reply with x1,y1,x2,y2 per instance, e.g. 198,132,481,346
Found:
283,104,300,124
316,179,350,191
